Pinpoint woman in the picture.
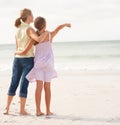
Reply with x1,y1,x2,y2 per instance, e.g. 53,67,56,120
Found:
3,8,47,115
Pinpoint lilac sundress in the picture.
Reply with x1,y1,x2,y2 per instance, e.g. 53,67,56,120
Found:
26,33,57,82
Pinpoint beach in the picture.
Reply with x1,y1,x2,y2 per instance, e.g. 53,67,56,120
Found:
0,69,120,125
0,41,120,125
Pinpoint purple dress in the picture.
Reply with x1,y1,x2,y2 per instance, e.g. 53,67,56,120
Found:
26,33,57,82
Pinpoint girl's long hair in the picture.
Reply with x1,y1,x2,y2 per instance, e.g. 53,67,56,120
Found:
34,16,46,45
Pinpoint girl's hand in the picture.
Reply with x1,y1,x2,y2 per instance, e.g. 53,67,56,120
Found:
65,23,71,28
14,50,18,55
14,50,23,55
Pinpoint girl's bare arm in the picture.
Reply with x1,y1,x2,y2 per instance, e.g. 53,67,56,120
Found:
51,23,71,41
15,28,48,55
15,39,35,55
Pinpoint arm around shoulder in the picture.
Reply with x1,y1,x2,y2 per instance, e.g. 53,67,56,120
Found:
27,27,48,43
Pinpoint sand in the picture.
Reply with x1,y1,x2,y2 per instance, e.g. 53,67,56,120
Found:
0,70,120,125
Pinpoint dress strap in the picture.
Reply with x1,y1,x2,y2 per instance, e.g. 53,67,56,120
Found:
48,32,51,42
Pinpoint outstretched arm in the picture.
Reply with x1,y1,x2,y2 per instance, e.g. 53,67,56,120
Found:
51,23,71,41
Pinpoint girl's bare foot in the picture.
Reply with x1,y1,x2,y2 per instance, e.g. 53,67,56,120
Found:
3,108,9,115
20,110,30,115
46,112,53,116
36,112,45,116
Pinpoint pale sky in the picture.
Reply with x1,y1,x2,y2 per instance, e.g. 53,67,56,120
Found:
0,0,120,44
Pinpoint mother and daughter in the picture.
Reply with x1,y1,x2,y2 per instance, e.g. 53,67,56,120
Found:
3,8,71,116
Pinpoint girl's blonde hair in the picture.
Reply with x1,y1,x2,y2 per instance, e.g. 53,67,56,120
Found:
34,16,46,31
15,8,32,27
34,16,46,45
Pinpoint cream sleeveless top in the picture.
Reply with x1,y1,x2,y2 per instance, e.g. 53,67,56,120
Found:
15,22,34,58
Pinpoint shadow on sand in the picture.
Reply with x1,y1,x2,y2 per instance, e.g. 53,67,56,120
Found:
45,114,120,123
3,113,120,124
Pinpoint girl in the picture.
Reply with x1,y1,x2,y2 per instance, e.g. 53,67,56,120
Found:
16,16,71,115
3,9,47,115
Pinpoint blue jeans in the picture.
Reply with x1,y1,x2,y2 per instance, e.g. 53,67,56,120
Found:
8,57,34,98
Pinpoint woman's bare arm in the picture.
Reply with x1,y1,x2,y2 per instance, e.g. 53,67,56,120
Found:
27,27,48,42
15,37,18,50
15,31,49,55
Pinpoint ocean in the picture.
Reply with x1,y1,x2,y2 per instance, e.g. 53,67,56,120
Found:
0,41,120,72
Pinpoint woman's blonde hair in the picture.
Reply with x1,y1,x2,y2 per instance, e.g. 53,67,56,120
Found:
15,8,32,27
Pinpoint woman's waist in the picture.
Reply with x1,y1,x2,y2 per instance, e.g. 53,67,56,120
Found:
15,54,34,58
16,47,34,57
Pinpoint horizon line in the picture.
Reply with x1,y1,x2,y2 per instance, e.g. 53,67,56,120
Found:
0,40,120,45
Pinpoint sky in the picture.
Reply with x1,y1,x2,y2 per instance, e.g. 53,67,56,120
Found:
0,0,120,44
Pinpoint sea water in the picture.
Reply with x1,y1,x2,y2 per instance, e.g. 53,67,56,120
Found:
0,41,120,72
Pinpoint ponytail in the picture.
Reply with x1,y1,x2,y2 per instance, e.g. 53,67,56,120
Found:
14,17,21,27
34,30,40,45
14,8,32,28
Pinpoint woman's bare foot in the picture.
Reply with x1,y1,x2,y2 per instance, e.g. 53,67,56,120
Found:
46,112,53,116
36,112,45,116
3,108,9,115
20,110,30,115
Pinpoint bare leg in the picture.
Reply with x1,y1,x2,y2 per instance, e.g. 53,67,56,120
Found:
44,82,53,115
20,97,29,115
35,80,44,116
3,95,14,115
